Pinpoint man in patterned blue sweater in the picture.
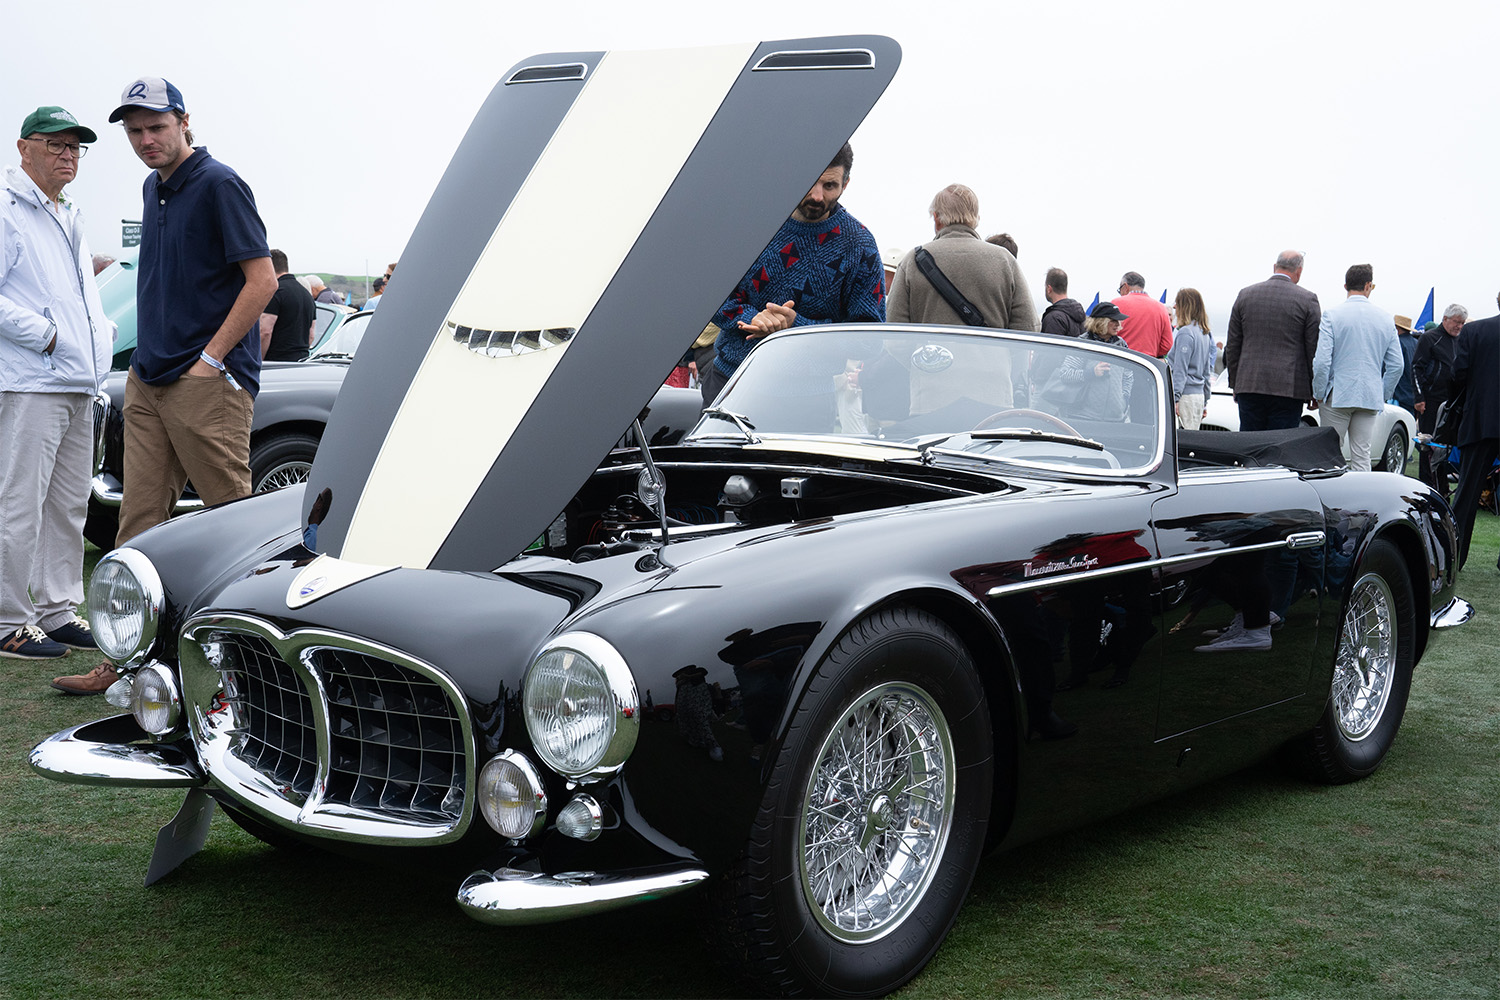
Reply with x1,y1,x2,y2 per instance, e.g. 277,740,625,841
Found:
699,142,885,406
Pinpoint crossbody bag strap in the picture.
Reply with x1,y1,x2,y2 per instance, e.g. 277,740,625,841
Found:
914,247,989,327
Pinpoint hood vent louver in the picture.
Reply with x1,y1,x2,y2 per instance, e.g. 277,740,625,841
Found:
449,321,575,358
753,49,875,72
506,63,588,85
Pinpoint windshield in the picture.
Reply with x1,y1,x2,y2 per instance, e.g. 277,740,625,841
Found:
689,327,1166,475
313,310,373,359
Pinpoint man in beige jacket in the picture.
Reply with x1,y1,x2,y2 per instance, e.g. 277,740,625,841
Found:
886,184,1038,411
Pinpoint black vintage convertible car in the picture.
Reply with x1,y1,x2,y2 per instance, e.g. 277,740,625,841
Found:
32,36,1470,998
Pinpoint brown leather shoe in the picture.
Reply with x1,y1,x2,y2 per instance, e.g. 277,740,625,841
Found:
51,662,120,696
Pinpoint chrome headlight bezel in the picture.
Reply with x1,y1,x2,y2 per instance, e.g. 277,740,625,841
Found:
87,547,163,664
522,632,639,783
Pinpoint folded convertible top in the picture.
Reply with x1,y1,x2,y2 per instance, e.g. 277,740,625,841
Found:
1177,426,1348,473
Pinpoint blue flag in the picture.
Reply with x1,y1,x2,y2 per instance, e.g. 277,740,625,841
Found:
1086,292,1100,316
1415,287,1435,330
1159,288,1168,303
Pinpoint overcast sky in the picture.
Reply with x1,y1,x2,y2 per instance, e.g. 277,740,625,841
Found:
7,0,1495,333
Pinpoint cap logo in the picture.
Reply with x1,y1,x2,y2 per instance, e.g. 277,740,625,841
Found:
50,111,80,125
128,82,150,100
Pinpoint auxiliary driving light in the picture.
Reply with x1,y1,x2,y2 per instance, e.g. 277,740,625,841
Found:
478,751,548,839
130,663,181,735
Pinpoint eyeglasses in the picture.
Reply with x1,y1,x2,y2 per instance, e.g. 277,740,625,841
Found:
25,136,88,158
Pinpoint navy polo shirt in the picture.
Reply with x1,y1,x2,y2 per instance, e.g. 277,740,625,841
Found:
134,147,269,396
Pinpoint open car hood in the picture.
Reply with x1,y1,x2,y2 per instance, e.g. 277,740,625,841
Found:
303,36,900,570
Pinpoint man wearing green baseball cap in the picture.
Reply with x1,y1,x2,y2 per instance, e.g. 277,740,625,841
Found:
1,105,115,674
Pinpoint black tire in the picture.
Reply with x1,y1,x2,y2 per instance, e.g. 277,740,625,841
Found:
1297,539,1415,783
708,606,992,997
249,432,320,494
83,496,119,551
1377,428,1407,473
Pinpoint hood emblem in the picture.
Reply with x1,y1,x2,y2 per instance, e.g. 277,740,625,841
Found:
912,344,954,374
298,577,328,598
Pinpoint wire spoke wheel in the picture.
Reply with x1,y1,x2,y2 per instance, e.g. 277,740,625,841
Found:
799,682,955,942
255,459,313,493
1332,570,1396,740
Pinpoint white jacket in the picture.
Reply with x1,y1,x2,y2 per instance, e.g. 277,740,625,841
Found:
0,164,114,393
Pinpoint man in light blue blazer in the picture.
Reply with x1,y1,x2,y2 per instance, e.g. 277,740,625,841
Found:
1311,263,1404,472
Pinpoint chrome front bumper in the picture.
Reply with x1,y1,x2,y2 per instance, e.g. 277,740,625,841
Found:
91,473,203,514
29,714,205,787
457,865,708,925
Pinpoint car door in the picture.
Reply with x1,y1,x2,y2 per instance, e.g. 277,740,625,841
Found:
1150,467,1326,749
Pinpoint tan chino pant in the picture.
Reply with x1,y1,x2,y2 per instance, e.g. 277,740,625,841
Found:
117,368,253,546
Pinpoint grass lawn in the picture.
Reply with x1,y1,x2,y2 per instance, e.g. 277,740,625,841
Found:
2,504,1495,998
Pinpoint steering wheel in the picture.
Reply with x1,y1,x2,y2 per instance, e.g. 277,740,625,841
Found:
972,408,1083,437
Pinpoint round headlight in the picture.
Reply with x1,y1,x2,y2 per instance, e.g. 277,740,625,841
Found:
478,751,548,840
131,663,181,735
88,548,163,663
523,633,639,781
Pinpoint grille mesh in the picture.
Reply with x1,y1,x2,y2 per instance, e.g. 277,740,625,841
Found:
219,635,465,824
231,634,319,799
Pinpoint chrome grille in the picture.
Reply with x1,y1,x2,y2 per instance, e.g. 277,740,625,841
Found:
181,616,474,844
317,649,465,821
230,634,319,800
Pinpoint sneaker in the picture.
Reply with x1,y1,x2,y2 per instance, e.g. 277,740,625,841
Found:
45,614,97,650
1195,625,1272,652
1201,611,1282,639
0,625,68,660
50,662,119,696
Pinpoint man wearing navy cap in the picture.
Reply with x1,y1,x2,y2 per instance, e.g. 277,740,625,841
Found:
108,76,276,546
0,105,115,668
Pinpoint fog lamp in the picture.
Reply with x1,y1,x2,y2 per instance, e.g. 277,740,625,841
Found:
556,794,603,842
478,751,548,840
130,663,181,735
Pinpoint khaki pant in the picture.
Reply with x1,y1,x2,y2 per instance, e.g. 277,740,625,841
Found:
1318,404,1377,472
117,369,253,546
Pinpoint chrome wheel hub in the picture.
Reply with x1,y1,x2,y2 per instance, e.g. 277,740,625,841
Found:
798,682,955,942
1333,570,1396,740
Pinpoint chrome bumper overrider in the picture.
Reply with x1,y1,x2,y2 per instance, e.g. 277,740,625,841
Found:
29,714,205,787
1432,596,1474,629
456,865,709,925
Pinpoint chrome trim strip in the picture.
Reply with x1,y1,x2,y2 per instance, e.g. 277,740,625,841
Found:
984,537,1315,598
1176,467,1302,485
1431,596,1474,629
752,48,876,71
456,865,709,925
179,613,477,845
29,715,205,788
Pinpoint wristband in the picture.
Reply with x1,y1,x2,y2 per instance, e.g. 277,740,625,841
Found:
199,351,241,391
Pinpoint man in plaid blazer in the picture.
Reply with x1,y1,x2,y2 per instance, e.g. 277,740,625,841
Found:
1224,250,1322,430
